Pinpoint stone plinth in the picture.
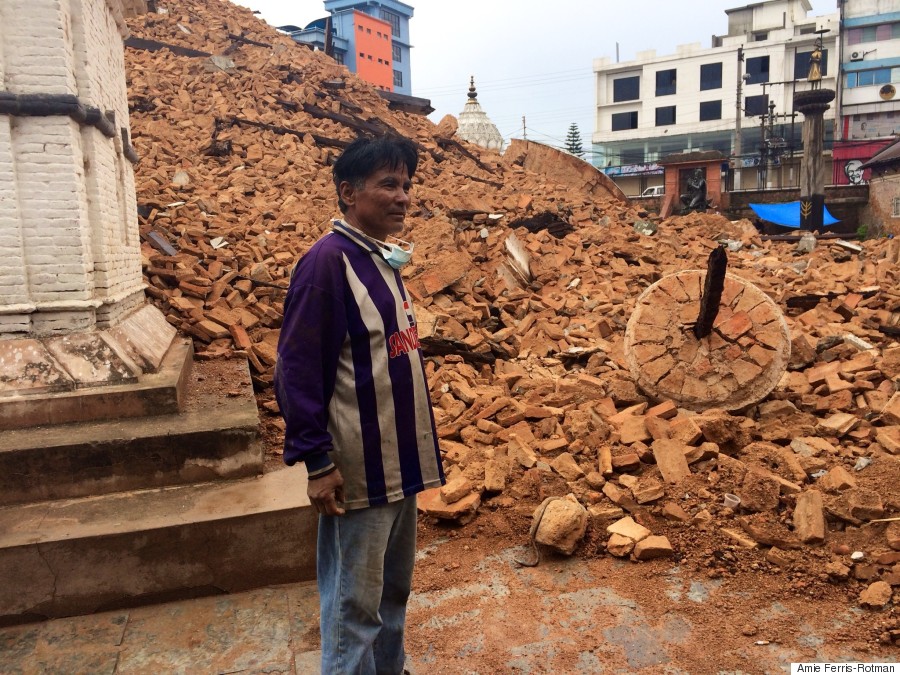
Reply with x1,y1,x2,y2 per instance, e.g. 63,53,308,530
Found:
0,305,186,429
624,271,790,411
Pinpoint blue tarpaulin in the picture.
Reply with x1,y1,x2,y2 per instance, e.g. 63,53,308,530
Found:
749,201,839,228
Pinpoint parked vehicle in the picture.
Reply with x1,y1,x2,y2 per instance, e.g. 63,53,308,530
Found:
640,185,665,197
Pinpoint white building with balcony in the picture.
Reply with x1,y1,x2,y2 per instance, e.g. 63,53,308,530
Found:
592,0,839,196
838,0,900,141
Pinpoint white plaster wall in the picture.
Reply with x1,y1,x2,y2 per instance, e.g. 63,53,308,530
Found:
0,0,143,334
11,116,95,304
0,0,78,96
0,120,29,310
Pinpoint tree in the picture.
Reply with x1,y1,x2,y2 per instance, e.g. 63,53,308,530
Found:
564,123,584,158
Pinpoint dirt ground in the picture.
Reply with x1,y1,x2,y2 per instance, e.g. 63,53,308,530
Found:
252,403,898,672
407,508,897,673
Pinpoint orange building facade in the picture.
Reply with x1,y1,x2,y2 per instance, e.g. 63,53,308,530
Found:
352,11,394,91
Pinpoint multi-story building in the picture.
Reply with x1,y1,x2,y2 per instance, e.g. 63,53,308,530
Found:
832,0,900,184
280,0,413,95
592,0,839,196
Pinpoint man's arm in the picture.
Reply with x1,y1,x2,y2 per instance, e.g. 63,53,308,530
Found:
275,266,348,514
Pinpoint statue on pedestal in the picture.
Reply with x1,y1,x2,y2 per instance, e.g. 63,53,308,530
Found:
680,168,709,212
807,34,824,89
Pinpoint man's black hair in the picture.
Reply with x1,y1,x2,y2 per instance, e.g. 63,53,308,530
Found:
332,135,418,212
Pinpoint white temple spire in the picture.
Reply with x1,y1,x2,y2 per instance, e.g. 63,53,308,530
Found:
455,76,504,152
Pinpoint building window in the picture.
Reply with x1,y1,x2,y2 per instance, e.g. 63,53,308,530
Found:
377,58,383,64
358,25,363,31
849,23,900,44
613,76,640,102
745,93,769,116
699,100,722,121
359,51,364,57
393,44,401,62
846,67,900,88
754,32,768,41
795,49,828,80
893,197,900,218
700,62,722,90
611,111,638,131
655,105,676,126
377,31,382,37
368,54,373,60
745,55,770,84
380,9,401,34
656,69,677,96
393,69,403,87
334,52,344,65
366,28,371,34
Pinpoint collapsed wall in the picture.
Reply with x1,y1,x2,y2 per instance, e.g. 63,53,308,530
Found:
125,0,900,616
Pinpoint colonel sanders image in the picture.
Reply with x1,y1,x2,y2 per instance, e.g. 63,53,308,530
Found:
844,159,866,185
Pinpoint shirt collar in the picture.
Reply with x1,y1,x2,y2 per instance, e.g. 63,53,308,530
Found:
331,219,383,255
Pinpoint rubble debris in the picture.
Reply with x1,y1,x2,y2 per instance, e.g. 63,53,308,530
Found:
633,535,674,560
124,0,899,618
533,495,587,557
859,581,893,609
793,490,826,544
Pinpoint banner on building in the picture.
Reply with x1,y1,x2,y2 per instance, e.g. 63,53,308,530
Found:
605,163,663,177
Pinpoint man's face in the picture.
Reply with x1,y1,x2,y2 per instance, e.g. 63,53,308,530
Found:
340,165,411,241
846,162,863,184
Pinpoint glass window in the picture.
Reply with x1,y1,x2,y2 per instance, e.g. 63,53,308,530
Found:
700,100,722,121
393,69,403,87
700,62,722,90
611,111,639,131
656,69,677,96
852,68,896,87
848,28,862,44
745,93,768,116
745,55,770,84
876,24,892,40
334,52,344,65
613,76,640,102
894,23,900,39
392,44,401,62
862,26,877,42
794,49,828,80
655,105,676,126
380,9,401,34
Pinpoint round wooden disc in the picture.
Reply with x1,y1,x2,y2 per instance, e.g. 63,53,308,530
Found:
624,271,791,411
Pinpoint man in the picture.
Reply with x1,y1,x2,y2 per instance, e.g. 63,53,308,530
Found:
275,135,445,674
844,159,865,185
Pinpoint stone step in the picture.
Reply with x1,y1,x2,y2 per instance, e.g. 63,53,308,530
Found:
0,467,316,623
0,357,262,507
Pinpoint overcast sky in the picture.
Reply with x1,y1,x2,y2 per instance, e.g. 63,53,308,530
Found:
233,0,837,156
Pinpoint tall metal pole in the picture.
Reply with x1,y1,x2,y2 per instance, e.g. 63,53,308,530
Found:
767,100,776,188
734,46,744,190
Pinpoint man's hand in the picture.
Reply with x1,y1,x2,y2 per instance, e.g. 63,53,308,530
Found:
308,469,346,516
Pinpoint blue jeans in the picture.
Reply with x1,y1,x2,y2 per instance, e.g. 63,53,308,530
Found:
318,495,417,674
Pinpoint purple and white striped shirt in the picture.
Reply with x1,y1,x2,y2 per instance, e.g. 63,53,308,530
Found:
275,219,445,510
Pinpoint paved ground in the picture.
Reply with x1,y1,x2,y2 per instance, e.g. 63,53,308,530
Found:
0,539,895,674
